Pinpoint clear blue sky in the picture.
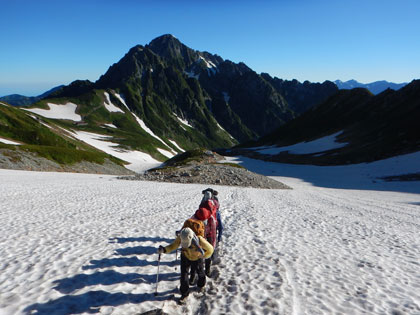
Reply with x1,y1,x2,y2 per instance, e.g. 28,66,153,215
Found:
1,0,419,96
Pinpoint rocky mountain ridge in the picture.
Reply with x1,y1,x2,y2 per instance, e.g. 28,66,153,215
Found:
231,80,420,165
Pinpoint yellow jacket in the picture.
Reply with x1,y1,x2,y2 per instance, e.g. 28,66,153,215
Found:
164,235,214,261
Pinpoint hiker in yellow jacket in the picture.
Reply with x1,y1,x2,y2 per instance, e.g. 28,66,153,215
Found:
158,227,214,303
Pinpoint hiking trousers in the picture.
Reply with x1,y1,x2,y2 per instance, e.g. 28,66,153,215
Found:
205,257,212,275
180,254,206,296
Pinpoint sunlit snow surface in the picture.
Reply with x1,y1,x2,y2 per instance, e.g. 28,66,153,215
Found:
103,92,124,113
114,93,130,111
131,114,175,157
23,103,82,121
173,113,193,130
0,137,21,145
0,153,419,315
168,140,184,152
71,130,160,173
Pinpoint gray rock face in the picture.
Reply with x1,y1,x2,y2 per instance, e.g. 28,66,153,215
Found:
119,163,291,190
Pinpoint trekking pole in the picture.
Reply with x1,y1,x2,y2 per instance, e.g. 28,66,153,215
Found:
175,230,180,270
154,253,161,296
175,248,178,270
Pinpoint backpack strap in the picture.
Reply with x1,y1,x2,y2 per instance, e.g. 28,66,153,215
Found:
191,235,204,256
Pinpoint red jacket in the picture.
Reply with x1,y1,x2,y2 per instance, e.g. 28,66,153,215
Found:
194,200,217,247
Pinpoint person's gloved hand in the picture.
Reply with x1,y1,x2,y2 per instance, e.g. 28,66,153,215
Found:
157,245,165,254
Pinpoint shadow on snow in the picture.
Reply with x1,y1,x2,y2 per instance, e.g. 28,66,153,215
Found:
109,236,172,244
82,256,175,270
53,270,178,294
114,245,158,256
24,235,178,315
23,289,175,315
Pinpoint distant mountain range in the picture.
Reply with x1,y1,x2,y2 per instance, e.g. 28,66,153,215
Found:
334,79,407,95
0,85,64,106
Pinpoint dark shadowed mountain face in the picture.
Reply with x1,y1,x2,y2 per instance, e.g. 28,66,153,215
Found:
334,79,407,95
234,80,420,165
262,74,338,114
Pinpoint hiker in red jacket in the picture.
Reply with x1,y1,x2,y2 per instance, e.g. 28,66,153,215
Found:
202,188,223,243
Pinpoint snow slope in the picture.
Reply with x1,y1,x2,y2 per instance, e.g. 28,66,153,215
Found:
0,155,419,315
254,131,347,155
70,130,160,173
0,137,21,145
103,93,124,114
23,103,82,122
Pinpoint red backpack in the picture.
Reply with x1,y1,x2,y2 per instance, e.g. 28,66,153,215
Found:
196,200,217,247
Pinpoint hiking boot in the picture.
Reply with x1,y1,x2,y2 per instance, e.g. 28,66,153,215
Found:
198,286,206,293
205,269,211,277
189,273,196,285
178,294,188,304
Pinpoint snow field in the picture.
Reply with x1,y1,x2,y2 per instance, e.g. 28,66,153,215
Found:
23,103,82,122
0,159,419,314
70,130,160,173
0,171,196,314
254,131,347,155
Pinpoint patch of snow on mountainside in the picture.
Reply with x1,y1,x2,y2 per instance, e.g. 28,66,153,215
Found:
199,55,216,68
168,139,184,152
215,122,235,140
157,148,175,159
0,137,21,145
173,113,194,129
70,130,160,172
255,131,347,155
114,93,130,111
103,92,124,113
23,103,82,121
26,114,53,129
132,114,175,154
